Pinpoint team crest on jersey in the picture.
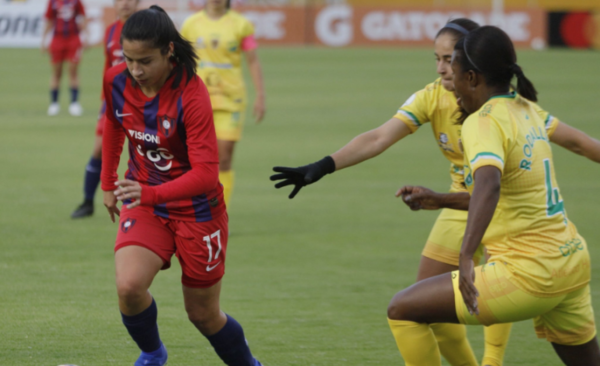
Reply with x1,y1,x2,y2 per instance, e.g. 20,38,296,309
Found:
439,133,448,144
121,218,136,233
158,115,177,138
438,132,455,153
211,38,219,49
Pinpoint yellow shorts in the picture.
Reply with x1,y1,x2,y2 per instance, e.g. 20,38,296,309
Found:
452,261,596,345
214,110,245,141
422,208,484,266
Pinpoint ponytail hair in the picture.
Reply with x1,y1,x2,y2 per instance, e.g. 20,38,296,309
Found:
121,5,198,89
454,26,538,102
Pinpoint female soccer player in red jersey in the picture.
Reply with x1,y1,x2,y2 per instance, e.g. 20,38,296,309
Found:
101,6,262,366
71,0,139,219
42,0,87,116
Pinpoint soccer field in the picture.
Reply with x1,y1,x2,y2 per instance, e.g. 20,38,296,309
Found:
1,46,599,366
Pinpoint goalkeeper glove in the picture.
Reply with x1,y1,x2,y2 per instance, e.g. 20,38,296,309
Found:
270,156,336,199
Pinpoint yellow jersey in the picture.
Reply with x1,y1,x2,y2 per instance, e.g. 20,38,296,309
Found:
462,92,590,297
393,78,560,193
181,10,255,112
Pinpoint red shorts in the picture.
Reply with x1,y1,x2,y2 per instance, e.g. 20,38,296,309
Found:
115,206,229,288
50,36,82,64
95,102,107,136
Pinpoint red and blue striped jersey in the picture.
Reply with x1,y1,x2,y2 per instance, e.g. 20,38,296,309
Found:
45,0,85,38
101,63,225,222
101,20,124,102
104,20,124,74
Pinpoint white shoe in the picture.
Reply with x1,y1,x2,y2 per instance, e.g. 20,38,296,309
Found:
69,102,83,116
47,103,60,116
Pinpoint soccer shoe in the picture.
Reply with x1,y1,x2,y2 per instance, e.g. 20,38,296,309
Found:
47,103,60,116
134,343,167,366
254,359,263,366
71,200,94,219
69,102,83,116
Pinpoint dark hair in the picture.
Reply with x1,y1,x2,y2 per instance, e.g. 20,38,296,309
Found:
454,26,538,102
226,0,231,9
121,5,198,88
436,18,479,41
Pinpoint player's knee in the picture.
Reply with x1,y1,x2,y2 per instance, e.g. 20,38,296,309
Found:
387,292,415,321
186,307,219,332
116,280,147,306
219,158,232,171
92,146,102,159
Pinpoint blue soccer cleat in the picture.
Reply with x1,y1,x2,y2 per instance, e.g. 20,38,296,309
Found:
134,343,168,366
254,359,262,366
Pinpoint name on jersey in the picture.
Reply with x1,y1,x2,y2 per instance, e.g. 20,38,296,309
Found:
520,124,548,171
129,129,160,144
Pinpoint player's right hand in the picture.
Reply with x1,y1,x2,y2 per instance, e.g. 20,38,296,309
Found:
458,255,479,316
103,190,121,223
396,185,441,210
270,156,336,199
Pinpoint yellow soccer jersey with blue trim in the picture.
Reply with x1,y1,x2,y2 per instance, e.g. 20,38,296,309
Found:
181,10,254,112
462,92,590,297
393,78,561,193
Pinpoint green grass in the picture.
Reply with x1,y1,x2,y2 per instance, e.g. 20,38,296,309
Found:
0,46,599,366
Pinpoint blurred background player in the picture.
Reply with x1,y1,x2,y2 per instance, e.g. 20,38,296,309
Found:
42,0,87,116
270,18,600,366
70,0,139,219
386,25,600,366
102,6,262,366
181,0,266,207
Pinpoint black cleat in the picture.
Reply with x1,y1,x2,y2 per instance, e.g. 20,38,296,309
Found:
71,200,94,219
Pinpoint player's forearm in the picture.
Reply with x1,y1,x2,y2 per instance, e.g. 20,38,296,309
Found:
331,130,390,170
551,122,600,163
460,167,500,260
42,21,53,42
436,192,471,211
248,58,265,103
101,120,125,191
141,163,219,205
577,136,600,163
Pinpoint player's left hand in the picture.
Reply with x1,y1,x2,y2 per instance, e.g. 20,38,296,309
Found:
396,185,442,210
114,180,142,209
254,96,265,124
458,256,479,316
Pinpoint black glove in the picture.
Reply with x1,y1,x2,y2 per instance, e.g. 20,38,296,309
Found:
270,156,336,199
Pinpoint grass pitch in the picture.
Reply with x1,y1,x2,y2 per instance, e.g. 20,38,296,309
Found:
0,46,599,365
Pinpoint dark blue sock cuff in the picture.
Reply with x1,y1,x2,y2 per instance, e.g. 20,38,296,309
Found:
86,157,102,172
121,298,157,325
89,157,102,168
206,314,244,345
71,87,79,103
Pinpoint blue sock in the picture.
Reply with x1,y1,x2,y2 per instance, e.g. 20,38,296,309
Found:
121,298,162,353
51,89,58,103
206,314,256,366
71,87,79,103
84,157,101,202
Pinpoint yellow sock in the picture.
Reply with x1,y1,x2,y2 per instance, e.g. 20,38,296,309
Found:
482,323,512,366
388,318,441,366
219,170,234,206
430,323,478,366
